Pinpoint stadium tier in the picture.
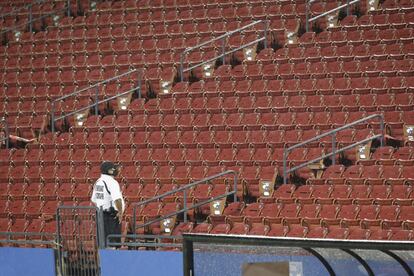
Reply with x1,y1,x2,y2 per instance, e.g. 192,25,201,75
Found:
0,0,414,253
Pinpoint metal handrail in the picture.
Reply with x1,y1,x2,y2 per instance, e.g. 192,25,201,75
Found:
50,68,142,133
133,170,238,234
0,231,56,246
282,114,385,184
0,0,46,19
1,0,72,38
179,20,269,81
305,0,361,32
106,234,183,248
0,117,9,148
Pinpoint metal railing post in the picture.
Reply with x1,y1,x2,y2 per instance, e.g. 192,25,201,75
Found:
331,133,336,166
51,102,55,133
347,0,350,16
95,86,99,116
306,1,310,32
2,118,9,149
233,173,238,202
97,207,105,249
56,208,63,276
180,53,184,82
28,5,33,32
283,149,288,184
221,37,226,65
183,190,187,223
282,114,384,181
67,0,71,16
133,205,137,236
309,0,360,24
137,70,142,98
380,115,384,147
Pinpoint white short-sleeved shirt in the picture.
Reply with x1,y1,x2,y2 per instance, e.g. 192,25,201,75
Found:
91,174,125,212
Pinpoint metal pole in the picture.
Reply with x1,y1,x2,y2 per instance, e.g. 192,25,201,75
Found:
56,208,63,276
67,0,71,16
137,70,142,98
3,119,9,149
29,6,33,32
233,173,238,202
97,207,105,249
283,149,288,184
133,205,137,237
332,133,336,166
180,53,184,82
95,86,99,116
51,102,55,133
306,1,310,32
263,20,268,48
221,37,226,65
379,117,384,147
183,190,187,223
347,0,350,16
183,238,194,276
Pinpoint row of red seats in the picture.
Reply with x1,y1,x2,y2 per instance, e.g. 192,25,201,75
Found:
336,11,414,32
208,201,414,224
301,26,414,47
0,85,413,118
190,219,414,240
9,144,406,168
28,127,384,148
269,183,414,203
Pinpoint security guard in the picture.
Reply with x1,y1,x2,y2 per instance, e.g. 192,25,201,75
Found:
91,161,125,247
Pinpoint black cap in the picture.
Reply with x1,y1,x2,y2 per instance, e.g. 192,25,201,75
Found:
100,161,119,176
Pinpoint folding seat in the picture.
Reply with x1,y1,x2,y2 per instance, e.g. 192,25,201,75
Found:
376,205,399,224
84,148,102,164
255,48,274,65
154,165,174,183
387,185,411,203
200,147,219,164
363,146,394,165
274,112,295,129
296,112,314,128
216,146,235,163
282,79,300,95
151,148,170,164
393,147,413,165
335,204,359,225
221,96,239,113
388,229,413,241
6,198,27,219
101,147,119,162
384,44,403,60
398,206,414,221
400,166,414,186
134,147,152,163
276,203,301,224
314,78,332,95
185,147,202,164
119,164,138,182
267,80,283,96
368,185,390,204
276,63,293,80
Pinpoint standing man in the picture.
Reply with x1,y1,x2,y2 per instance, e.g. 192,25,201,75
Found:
91,161,124,247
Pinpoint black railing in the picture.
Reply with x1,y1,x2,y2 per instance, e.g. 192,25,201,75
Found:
51,68,142,133
305,0,361,32
179,20,269,81
283,114,385,184
0,117,9,148
133,170,238,234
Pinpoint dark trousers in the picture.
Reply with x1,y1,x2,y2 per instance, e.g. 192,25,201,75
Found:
103,211,121,247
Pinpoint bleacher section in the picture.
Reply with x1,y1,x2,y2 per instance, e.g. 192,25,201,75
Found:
0,0,414,248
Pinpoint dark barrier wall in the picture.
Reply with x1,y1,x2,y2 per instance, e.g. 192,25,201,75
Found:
99,249,183,276
0,247,56,276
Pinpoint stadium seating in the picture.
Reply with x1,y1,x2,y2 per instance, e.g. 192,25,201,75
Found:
0,0,414,249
